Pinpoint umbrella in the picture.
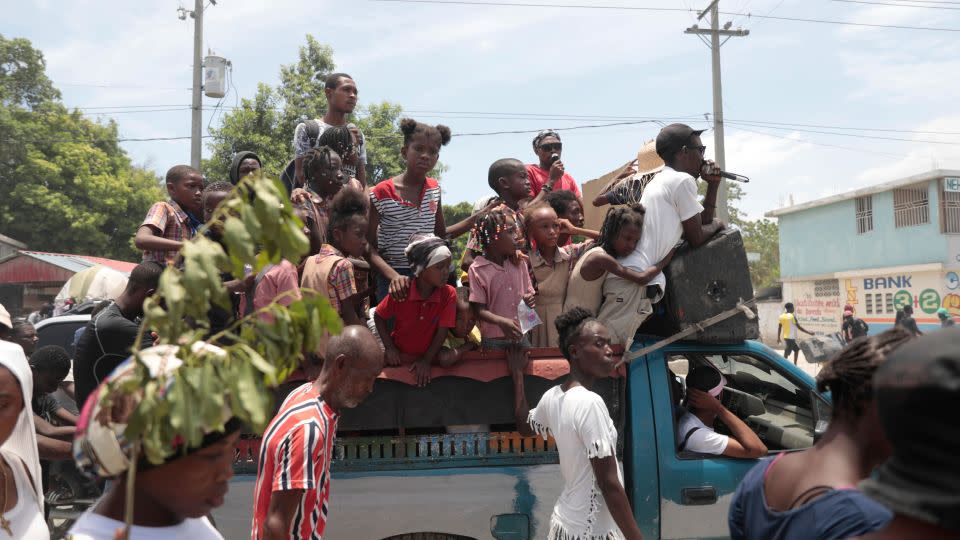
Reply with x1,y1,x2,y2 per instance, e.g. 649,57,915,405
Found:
55,265,129,305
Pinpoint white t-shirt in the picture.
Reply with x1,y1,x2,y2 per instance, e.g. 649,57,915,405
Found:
615,166,703,291
529,385,626,539
677,411,729,455
67,512,223,540
1,449,48,540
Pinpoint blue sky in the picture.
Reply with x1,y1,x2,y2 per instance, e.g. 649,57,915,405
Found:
7,0,960,219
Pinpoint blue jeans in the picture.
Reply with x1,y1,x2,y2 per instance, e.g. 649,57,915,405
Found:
375,267,412,304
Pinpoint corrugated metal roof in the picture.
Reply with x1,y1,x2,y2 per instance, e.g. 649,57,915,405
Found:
0,234,27,249
765,169,960,218
19,251,96,273
0,251,137,284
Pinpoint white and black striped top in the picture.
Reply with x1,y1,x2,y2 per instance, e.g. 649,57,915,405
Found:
370,177,441,270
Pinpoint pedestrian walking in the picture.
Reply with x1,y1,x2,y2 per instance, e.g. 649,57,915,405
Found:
728,328,913,540
778,303,813,364
510,308,644,540
937,307,955,328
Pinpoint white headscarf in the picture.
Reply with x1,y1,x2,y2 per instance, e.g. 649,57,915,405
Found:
0,341,43,509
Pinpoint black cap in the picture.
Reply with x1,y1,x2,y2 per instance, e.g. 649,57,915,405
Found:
655,123,705,160
860,328,960,530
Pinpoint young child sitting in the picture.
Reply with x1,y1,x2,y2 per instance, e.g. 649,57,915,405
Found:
301,188,370,326
375,234,457,387
564,206,674,345
468,210,536,349
437,287,481,365
524,203,599,347
135,164,205,266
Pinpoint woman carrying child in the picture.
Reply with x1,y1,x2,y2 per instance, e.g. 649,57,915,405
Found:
524,203,599,347
468,209,536,349
375,234,457,387
565,206,673,345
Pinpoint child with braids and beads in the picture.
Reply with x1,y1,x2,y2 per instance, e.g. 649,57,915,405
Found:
468,209,536,349
291,146,344,248
317,125,365,192
375,234,458,387
564,206,675,346
367,119,488,302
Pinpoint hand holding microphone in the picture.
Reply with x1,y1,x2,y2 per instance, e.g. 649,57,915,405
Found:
548,153,565,182
701,160,750,183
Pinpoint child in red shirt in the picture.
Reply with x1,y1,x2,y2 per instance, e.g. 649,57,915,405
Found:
374,235,456,387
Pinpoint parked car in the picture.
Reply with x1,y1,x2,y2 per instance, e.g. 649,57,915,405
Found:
35,313,91,356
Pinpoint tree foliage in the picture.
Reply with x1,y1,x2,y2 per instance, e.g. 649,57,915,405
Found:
741,218,780,290
442,200,474,266
0,34,164,260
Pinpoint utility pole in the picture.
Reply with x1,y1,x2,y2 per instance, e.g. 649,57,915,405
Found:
190,0,203,170
685,0,748,222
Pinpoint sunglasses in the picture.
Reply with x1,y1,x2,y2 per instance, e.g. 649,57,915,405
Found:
539,143,562,152
685,145,707,155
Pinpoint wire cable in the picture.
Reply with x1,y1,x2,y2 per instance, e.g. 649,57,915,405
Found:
832,0,960,9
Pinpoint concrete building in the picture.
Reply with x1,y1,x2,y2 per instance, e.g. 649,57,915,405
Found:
766,169,960,335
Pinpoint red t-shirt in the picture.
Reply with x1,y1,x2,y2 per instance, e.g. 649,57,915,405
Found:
375,281,457,356
526,164,582,198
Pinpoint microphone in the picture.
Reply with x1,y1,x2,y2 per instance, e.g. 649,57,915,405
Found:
718,170,750,183
550,153,561,164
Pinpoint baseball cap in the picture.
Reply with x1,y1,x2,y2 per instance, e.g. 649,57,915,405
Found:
937,307,950,319
655,123,706,160
0,303,10,330
860,328,960,530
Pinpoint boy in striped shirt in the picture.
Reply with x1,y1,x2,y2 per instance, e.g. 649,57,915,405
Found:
251,326,383,540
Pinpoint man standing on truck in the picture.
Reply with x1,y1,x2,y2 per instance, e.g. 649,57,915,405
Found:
678,365,767,458
777,303,813,365
611,124,724,318
251,326,383,540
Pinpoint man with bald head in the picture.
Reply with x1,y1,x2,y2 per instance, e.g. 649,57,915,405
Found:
252,326,384,540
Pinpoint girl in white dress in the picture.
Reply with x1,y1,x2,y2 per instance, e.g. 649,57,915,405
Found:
510,308,644,540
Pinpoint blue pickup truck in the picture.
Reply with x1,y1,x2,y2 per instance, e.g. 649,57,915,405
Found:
217,336,829,540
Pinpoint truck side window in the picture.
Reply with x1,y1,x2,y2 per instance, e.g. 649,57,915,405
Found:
668,353,817,457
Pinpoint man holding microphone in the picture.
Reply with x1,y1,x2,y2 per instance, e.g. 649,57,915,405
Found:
599,124,725,342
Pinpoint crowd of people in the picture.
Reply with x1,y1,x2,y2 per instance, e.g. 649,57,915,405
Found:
0,70,956,540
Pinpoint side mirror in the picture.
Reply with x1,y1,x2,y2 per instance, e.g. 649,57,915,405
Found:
490,513,529,540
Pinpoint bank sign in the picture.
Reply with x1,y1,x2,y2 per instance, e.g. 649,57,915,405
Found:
945,177,960,193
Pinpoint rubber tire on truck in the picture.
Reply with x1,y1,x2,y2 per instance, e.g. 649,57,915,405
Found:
645,228,760,343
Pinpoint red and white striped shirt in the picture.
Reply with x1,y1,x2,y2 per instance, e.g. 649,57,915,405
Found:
369,177,441,271
251,383,339,540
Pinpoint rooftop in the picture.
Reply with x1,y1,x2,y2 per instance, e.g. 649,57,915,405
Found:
764,169,960,218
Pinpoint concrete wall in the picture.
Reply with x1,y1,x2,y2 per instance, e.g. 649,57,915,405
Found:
756,300,783,346
779,179,947,278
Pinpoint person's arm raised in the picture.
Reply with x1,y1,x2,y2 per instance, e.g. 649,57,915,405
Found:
558,218,600,240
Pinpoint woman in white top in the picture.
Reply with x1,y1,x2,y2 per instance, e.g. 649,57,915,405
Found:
0,340,50,539
510,307,644,540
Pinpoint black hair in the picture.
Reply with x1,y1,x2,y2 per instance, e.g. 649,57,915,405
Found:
544,189,578,218
399,118,452,147
487,158,525,193
165,164,200,185
317,125,354,161
816,327,913,418
597,206,645,256
687,365,723,392
556,307,596,359
328,187,368,233
29,345,70,375
11,319,33,340
127,261,164,292
404,234,450,274
472,208,512,252
203,181,233,198
532,130,561,150
902,305,914,315
325,72,353,90
303,146,341,186
785,302,795,312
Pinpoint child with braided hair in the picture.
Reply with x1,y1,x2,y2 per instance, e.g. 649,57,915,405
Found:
375,234,457,387
291,145,344,248
317,125,365,192
468,209,536,349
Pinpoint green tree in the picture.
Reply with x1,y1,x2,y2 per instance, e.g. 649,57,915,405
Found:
442,200,474,266
204,35,443,187
0,35,164,260
741,218,780,290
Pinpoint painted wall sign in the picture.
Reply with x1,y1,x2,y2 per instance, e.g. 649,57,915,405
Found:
945,176,960,193
864,276,912,289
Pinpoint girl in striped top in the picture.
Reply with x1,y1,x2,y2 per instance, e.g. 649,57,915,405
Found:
367,118,452,302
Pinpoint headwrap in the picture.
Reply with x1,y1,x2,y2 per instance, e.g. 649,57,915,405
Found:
229,151,262,185
0,341,43,509
73,343,239,479
404,234,452,277
860,328,960,531
532,130,561,150
687,364,727,398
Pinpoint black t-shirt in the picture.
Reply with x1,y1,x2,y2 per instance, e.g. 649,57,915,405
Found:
842,316,868,339
899,315,921,336
32,393,60,422
73,302,153,409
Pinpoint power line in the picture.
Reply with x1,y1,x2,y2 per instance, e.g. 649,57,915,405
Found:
369,0,960,31
725,120,960,145
56,82,189,90
727,123,909,158
832,0,960,9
